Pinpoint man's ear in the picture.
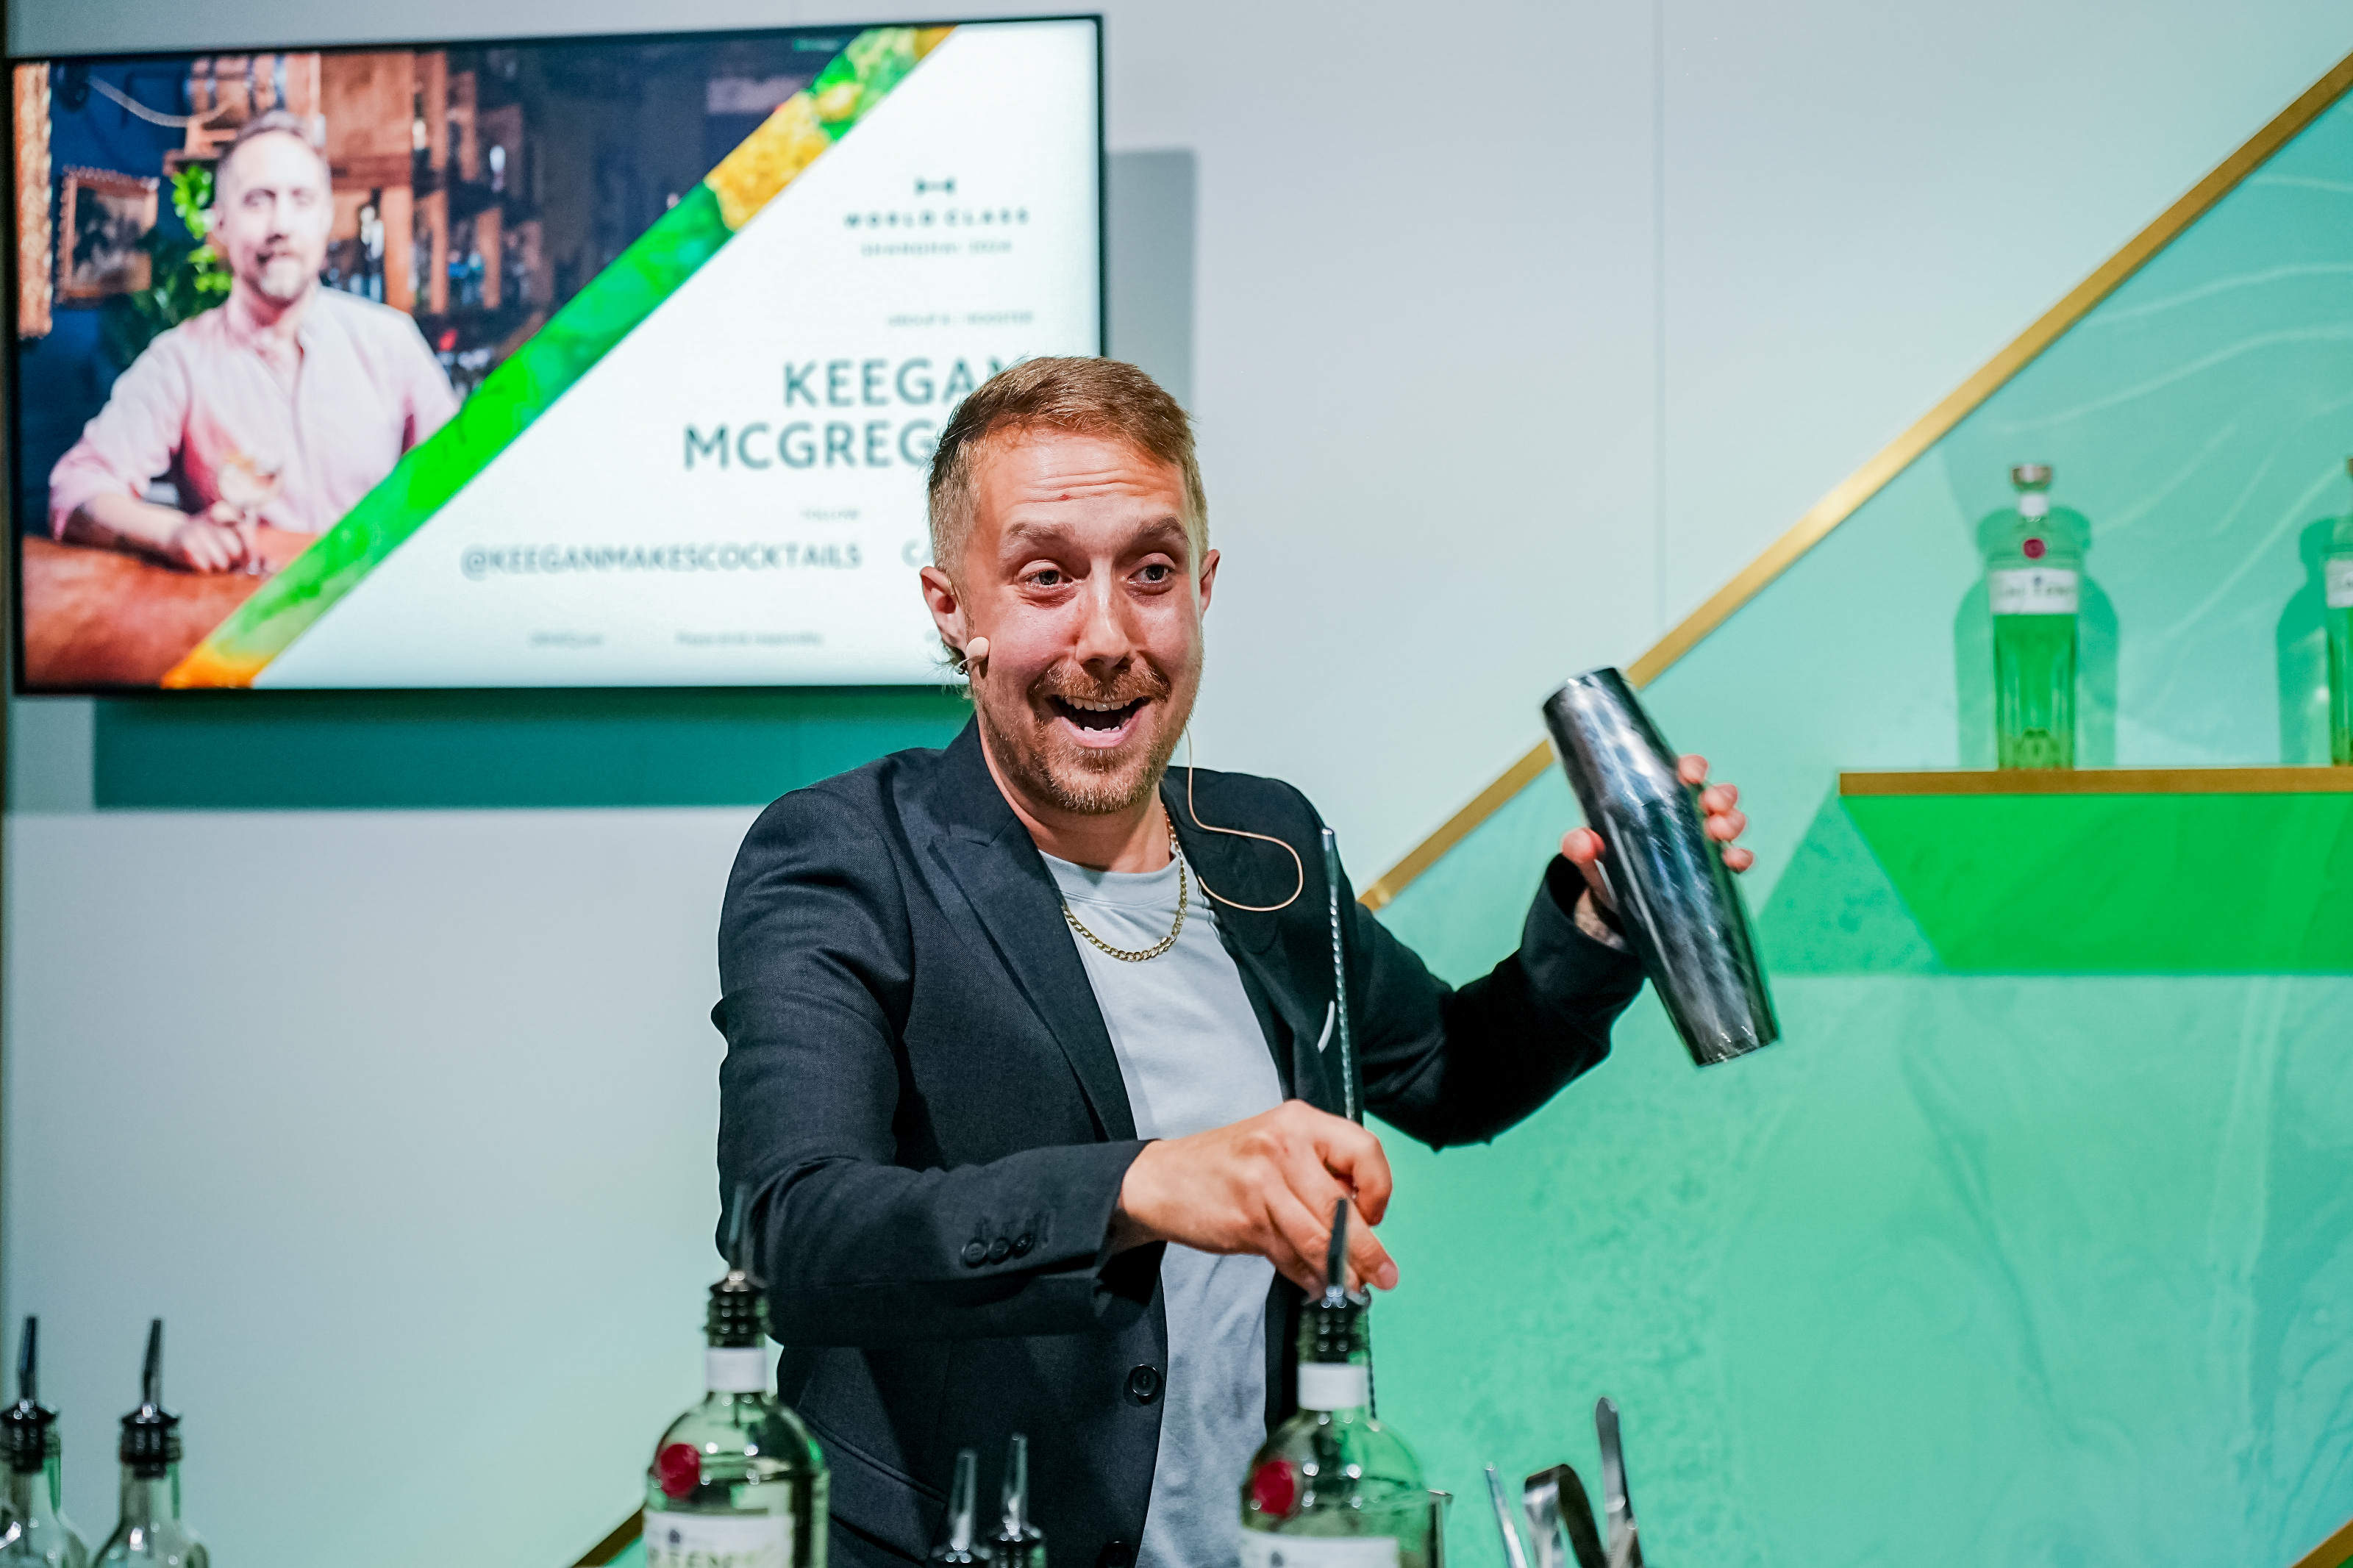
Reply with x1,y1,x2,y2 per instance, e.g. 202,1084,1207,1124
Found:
1195,547,1219,616
919,564,968,648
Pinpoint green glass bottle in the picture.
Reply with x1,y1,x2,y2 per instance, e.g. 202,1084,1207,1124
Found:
95,1323,206,1568
2327,464,2353,766
1988,463,2082,769
0,1320,91,1568
644,1202,827,1568
1240,1204,1427,1568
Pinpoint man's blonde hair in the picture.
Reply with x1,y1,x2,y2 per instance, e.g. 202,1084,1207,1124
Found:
926,357,1207,604
215,110,331,196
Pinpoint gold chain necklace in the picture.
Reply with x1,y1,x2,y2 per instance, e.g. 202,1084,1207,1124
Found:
1062,827,1188,962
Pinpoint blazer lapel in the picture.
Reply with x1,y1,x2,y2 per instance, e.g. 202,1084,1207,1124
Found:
921,723,1138,1142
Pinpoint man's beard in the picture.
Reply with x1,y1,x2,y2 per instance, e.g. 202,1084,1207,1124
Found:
248,251,317,306
979,659,1193,817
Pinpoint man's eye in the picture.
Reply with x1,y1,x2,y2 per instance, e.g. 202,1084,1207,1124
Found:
1138,563,1172,583
1027,569,1063,587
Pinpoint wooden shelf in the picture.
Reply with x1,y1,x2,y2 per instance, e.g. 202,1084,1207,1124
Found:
1835,768,2353,973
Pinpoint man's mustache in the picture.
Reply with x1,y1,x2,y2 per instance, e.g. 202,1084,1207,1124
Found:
1031,665,1171,709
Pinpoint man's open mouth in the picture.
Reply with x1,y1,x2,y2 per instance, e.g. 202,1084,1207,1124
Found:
1049,694,1149,734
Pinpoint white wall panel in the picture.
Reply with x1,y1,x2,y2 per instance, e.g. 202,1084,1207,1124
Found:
4,810,754,1564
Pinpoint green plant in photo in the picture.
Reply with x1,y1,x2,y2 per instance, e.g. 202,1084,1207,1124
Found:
101,165,233,370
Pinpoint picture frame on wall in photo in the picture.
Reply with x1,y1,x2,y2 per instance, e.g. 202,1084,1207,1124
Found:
55,166,160,301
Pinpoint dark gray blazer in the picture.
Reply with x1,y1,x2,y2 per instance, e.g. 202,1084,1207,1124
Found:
713,720,1644,1568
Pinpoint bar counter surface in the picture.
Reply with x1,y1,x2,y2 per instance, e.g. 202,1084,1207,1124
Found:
20,529,315,690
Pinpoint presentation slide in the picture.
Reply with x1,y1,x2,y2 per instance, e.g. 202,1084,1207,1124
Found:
11,19,1101,690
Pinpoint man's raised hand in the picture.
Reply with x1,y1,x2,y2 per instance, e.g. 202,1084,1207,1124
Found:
1111,1100,1399,1297
1563,752,1754,914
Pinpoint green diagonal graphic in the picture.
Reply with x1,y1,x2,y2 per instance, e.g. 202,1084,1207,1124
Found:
167,25,941,687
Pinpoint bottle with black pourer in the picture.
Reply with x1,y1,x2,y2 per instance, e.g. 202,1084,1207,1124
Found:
95,1322,205,1568
928,1450,988,1567
989,1435,1043,1568
0,1320,90,1567
1240,1201,1429,1568
644,1189,828,1568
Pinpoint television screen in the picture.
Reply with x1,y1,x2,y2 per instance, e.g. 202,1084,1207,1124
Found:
10,17,1101,691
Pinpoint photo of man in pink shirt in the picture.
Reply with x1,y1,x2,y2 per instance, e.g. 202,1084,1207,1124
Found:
47,111,457,573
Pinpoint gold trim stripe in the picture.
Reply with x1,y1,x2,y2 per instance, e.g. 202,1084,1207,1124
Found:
2292,1517,2353,1568
1840,766,2353,798
1360,742,1554,910
1364,44,2353,910
573,1511,641,1566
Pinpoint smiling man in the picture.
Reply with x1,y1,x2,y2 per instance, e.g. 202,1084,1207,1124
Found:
49,111,457,572
714,358,1751,1568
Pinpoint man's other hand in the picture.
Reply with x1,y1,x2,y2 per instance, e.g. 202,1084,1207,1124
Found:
1563,753,1754,914
163,505,253,573
1112,1100,1399,1297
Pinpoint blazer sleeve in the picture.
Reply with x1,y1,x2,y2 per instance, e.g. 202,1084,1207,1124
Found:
713,786,1159,1347
1346,840,1649,1150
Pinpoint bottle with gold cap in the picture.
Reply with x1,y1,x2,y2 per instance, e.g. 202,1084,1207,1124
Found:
95,1322,205,1568
2327,459,2353,765
0,1318,90,1567
1988,463,2083,768
644,1191,828,1568
1240,1202,1428,1568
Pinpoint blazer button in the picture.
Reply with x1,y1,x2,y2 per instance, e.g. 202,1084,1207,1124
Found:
1124,1364,1163,1406
1013,1233,1034,1256
988,1237,1013,1263
1096,1542,1135,1568
960,1240,988,1267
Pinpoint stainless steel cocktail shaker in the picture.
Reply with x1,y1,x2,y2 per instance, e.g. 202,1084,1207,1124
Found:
1541,669,1778,1066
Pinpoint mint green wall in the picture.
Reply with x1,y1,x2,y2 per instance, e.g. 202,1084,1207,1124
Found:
1372,95,2353,1568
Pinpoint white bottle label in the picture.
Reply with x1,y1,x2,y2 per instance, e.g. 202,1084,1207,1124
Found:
1296,1363,1370,1411
1990,568,2079,615
707,1347,771,1393
2328,558,2353,609
1242,1534,1400,1568
643,1511,793,1568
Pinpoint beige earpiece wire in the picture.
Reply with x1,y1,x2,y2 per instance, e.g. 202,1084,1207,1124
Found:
1179,729,1307,913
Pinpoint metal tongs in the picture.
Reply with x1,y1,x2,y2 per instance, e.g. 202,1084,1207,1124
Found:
1485,1396,1640,1568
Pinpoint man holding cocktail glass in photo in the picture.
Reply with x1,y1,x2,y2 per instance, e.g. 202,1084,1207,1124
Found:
47,111,457,573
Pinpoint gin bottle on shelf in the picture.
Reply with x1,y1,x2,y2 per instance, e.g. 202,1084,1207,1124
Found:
1988,463,2082,768
1240,1203,1428,1568
645,1198,828,1568
95,1322,206,1568
0,1319,90,1568
2327,461,2353,765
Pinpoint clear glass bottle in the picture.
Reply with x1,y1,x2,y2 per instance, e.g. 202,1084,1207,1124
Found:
2327,466,2353,765
1241,1206,1427,1568
95,1322,205,1568
1988,463,2082,769
644,1217,827,1568
0,1319,91,1568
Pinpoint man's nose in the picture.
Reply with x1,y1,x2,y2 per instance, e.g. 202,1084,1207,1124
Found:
1071,574,1137,670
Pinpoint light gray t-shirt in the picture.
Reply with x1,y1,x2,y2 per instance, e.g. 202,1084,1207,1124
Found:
1043,849,1285,1568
